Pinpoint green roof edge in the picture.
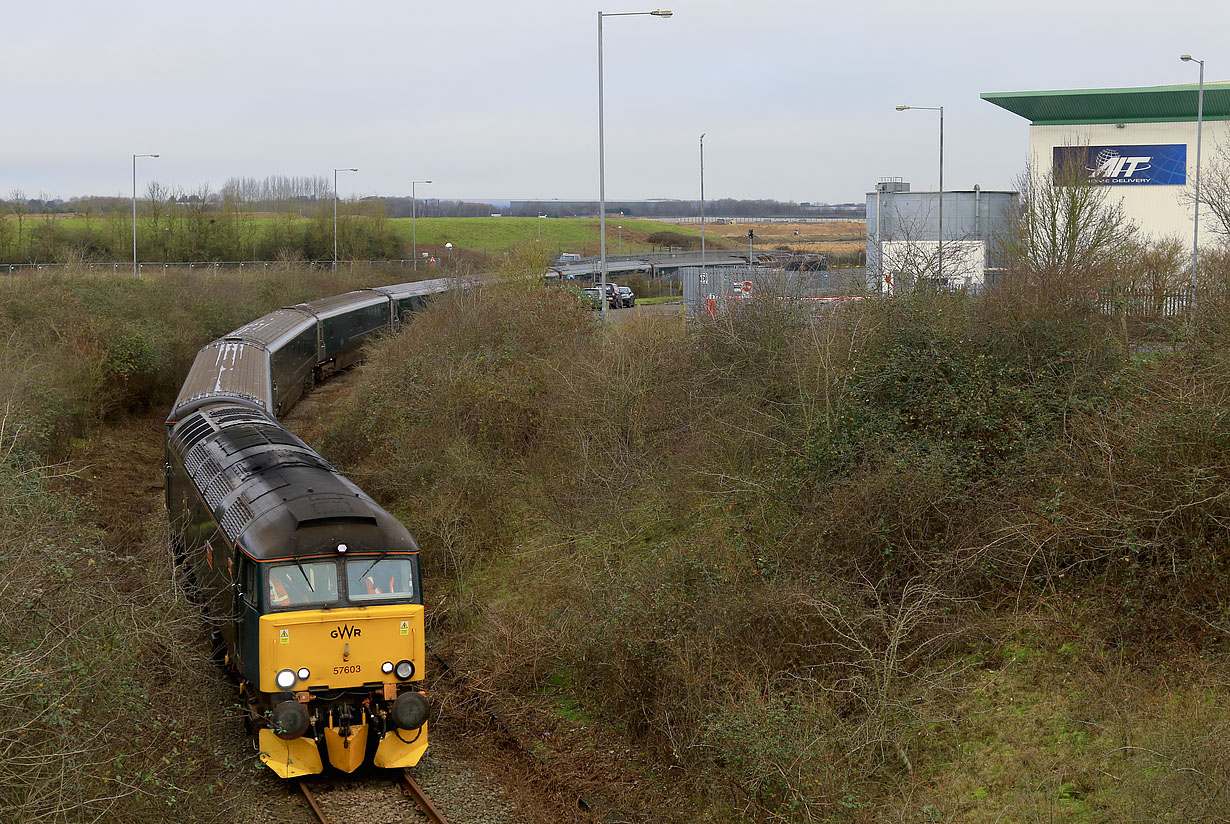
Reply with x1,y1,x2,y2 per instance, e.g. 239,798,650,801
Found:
981,82,1230,101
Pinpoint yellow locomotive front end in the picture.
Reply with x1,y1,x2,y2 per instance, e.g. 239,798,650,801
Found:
250,554,430,778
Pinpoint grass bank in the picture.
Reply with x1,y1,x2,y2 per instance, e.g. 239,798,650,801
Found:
0,263,425,458
1,212,716,265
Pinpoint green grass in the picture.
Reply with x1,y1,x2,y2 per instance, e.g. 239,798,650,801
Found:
1,214,716,263
387,217,702,258
637,296,682,305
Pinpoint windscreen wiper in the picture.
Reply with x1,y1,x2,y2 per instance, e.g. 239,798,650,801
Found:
356,548,389,582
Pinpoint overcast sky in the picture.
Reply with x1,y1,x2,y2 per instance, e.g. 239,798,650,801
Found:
3,0,1225,204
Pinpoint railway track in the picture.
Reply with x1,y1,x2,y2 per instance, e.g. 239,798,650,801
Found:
297,769,450,824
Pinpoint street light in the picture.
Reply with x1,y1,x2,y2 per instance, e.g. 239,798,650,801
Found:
133,152,159,277
618,224,623,253
412,179,432,270
1182,54,1205,302
444,241,453,266
699,132,706,266
333,167,358,265
538,213,546,241
896,104,944,282
598,8,673,326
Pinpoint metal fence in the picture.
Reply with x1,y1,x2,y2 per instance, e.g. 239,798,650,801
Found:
1,258,445,278
681,266,870,319
1092,287,1193,319
662,216,866,225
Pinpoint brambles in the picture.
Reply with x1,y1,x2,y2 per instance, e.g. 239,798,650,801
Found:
323,275,1230,821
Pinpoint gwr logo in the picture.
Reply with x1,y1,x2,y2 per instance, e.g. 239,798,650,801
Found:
331,624,362,639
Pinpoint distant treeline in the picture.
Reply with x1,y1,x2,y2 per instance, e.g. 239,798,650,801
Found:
503,199,865,219
0,190,403,264
6,175,864,220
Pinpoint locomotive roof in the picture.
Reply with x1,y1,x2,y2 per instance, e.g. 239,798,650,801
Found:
171,340,273,419
169,402,417,560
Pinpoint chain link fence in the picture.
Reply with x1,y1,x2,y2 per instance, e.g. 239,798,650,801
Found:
1,259,444,279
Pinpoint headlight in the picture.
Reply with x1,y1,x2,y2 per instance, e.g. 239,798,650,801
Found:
297,667,310,682
381,661,394,674
276,669,297,690
394,659,415,680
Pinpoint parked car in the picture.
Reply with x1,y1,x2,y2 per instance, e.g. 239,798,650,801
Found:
557,252,583,264
590,282,620,308
616,285,635,308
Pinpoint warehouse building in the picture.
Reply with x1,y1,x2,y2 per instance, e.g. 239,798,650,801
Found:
982,82,1230,242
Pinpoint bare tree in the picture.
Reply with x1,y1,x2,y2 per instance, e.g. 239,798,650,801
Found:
1181,137,1230,243
9,189,27,261
999,158,1139,289
797,575,968,774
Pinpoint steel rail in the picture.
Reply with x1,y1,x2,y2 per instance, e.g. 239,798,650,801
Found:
297,780,330,824
398,769,451,824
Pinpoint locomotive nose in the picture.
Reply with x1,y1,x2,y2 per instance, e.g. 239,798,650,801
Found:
392,691,429,730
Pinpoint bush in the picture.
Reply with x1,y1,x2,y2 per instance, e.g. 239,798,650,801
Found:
645,230,698,250
0,264,414,458
0,449,248,822
317,277,1230,821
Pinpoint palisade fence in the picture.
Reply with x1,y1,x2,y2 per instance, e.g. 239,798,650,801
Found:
683,266,1195,322
1,259,446,278
681,266,870,318
1092,286,1193,319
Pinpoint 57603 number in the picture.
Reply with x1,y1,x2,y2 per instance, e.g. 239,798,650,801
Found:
333,665,361,675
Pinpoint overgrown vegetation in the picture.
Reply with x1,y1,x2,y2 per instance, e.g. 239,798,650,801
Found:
0,264,415,457
0,435,248,822
321,261,1230,820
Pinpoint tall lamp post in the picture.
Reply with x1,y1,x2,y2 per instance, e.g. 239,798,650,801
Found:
598,8,673,325
412,179,432,270
333,167,358,265
700,132,706,266
538,213,546,241
896,104,944,282
132,152,159,277
1182,54,1205,302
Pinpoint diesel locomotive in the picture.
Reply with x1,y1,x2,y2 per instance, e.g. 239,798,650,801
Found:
165,278,451,778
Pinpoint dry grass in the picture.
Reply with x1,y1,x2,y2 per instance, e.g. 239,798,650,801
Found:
702,219,866,256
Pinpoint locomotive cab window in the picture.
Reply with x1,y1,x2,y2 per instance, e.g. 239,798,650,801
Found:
346,558,415,602
267,561,339,609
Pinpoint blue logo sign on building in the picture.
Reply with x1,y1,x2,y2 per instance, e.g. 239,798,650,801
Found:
1053,145,1187,186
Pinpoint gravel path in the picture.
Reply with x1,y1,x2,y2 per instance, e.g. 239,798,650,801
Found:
309,739,520,824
